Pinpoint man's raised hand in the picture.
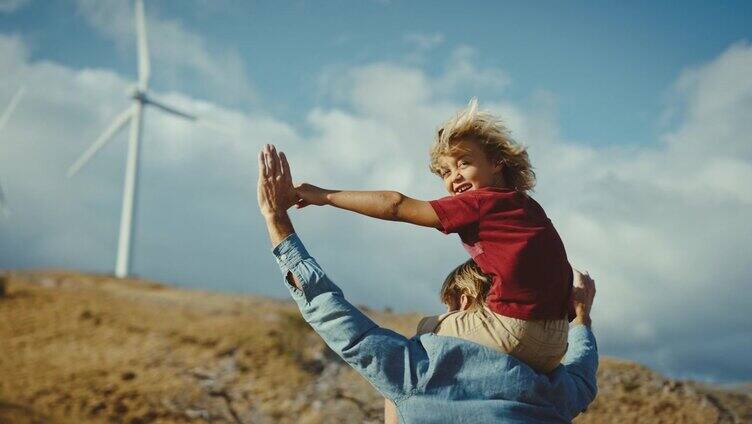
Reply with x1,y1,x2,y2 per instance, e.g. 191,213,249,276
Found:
257,144,298,218
571,270,596,327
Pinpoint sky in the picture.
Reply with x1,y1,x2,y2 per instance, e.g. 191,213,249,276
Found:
1,0,751,383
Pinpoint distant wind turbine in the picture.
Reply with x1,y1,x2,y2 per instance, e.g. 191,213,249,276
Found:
0,85,25,216
67,0,229,278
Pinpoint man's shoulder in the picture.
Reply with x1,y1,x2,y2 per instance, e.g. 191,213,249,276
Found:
414,332,519,371
409,334,576,402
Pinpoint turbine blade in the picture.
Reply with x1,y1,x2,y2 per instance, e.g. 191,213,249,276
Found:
146,96,236,136
135,0,150,90
68,106,134,178
0,86,25,134
146,97,197,121
0,178,8,216
146,95,236,137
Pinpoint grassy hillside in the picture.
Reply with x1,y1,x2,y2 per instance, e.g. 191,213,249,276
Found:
1,271,749,423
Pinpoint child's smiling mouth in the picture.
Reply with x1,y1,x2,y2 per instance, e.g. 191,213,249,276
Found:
454,183,473,194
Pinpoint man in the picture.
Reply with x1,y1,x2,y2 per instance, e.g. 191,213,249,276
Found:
257,144,598,423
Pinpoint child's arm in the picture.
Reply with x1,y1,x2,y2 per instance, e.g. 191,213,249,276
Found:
296,183,442,229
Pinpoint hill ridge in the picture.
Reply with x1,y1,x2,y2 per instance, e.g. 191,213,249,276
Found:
1,270,750,423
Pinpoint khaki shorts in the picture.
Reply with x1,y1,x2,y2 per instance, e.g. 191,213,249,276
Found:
417,307,568,373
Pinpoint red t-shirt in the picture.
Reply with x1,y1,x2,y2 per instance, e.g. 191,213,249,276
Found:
429,187,575,321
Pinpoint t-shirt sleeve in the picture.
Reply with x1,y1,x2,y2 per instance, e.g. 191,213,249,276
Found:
428,193,481,234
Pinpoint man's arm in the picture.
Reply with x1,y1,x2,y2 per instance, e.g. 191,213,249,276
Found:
295,183,442,229
257,145,423,400
273,233,423,402
561,270,598,417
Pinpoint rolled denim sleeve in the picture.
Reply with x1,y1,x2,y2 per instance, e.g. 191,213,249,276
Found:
273,233,339,302
561,325,599,417
272,233,421,402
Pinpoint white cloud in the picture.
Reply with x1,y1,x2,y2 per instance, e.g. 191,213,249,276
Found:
74,0,256,105
0,35,27,73
350,63,432,118
666,41,752,160
436,46,510,97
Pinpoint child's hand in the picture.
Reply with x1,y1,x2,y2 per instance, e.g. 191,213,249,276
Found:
295,183,332,209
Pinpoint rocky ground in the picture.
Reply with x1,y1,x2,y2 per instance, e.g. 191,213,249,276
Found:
1,271,750,423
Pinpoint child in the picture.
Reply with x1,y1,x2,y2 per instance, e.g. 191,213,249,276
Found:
386,261,587,423
386,259,494,424
295,98,574,373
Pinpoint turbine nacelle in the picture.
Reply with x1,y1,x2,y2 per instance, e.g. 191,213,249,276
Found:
130,88,195,121
131,89,149,103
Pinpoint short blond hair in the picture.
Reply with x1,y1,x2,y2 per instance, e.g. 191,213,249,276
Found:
440,259,492,309
429,98,536,192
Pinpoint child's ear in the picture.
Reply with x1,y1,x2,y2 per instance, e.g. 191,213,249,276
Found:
459,294,470,311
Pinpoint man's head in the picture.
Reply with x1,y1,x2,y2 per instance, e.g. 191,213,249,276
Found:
429,98,535,195
440,259,492,312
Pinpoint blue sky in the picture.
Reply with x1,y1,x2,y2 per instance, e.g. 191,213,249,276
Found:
1,0,751,383
5,1,750,145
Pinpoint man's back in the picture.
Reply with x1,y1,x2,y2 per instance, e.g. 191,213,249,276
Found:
394,328,597,423
272,234,598,424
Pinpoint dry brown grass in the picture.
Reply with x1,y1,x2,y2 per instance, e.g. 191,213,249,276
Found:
0,270,749,423
0,271,337,423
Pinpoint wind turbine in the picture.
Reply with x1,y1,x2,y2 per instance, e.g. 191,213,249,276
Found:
0,86,25,216
67,0,225,278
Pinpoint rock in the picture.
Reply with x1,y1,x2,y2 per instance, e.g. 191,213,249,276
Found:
121,371,137,381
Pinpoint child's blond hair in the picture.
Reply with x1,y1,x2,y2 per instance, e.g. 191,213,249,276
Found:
440,259,492,309
429,98,536,192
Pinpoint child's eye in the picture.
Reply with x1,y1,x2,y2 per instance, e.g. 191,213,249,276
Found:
459,161,469,167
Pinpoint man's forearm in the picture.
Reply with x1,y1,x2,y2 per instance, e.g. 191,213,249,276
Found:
326,190,404,221
264,212,295,248
273,233,414,401
562,325,598,417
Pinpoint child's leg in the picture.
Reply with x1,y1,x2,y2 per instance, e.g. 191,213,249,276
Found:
434,307,568,373
384,398,399,424
510,318,569,373
433,307,522,353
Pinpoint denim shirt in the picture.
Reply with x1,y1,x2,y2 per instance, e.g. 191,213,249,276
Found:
274,233,598,424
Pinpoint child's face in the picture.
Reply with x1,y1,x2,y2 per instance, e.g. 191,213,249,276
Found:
437,138,502,196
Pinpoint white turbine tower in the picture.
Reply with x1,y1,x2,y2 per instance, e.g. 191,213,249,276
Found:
0,85,25,216
68,0,223,278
